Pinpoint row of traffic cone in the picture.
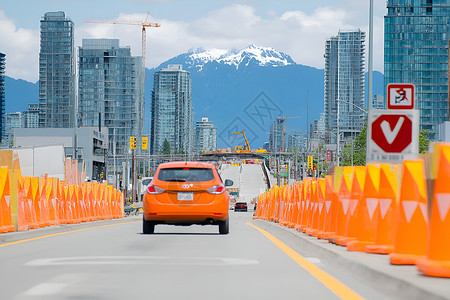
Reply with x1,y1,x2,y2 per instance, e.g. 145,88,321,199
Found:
254,143,450,278
0,167,124,233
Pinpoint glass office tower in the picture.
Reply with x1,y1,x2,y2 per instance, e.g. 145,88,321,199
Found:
78,39,144,171
39,11,75,128
151,65,193,154
385,0,450,139
269,118,284,152
194,117,217,153
0,52,5,142
323,30,366,145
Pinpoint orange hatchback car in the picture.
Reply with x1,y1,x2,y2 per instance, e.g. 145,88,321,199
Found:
143,161,233,234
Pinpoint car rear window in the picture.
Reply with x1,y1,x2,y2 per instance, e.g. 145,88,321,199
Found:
142,179,152,185
158,168,215,182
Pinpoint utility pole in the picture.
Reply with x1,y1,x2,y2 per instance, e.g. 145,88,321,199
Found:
132,148,136,203
306,90,309,155
337,99,340,166
368,0,374,111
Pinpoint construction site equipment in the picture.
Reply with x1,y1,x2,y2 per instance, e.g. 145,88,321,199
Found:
232,131,251,152
84,12,160,77
277,116,301,152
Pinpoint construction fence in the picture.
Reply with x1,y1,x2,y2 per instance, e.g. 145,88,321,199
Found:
253,142,450,278
0,151,124,233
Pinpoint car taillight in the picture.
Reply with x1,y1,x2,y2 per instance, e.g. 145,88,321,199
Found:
206,184,226,194
146,184,165,194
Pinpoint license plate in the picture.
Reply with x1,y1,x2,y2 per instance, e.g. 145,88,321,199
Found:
177,192,194,201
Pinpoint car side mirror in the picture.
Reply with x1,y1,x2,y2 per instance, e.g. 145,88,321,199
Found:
224,179,233,187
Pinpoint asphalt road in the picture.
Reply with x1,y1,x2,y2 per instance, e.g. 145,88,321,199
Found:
0,211,392,300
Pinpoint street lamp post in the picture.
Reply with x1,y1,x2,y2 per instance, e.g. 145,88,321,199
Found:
368,0,374,111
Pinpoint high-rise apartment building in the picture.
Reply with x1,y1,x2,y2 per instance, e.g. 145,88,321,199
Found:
2,104,42,147
287,133,304,151
269,118,284,152
3,112,22,147
39,11,75,128
324,30,366,145
385,1,450,139
22,104,39,128
78,39,144,171
372,94,385,109
151,65,193,154
0,52,5,142
195,117,217,153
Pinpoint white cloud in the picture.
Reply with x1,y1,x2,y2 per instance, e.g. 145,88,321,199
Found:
2,3,386,82
0,11,39,82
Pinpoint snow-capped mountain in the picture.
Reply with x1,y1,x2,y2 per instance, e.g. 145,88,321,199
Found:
185,44,295,70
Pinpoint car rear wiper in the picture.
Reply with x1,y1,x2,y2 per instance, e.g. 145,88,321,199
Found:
165,179,187,182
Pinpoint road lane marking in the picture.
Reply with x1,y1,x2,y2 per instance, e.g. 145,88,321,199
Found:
247,222,364,300
305,257,321,264
25,256,260,266
0,221,140,248
23,273,85,296
24,283,68,296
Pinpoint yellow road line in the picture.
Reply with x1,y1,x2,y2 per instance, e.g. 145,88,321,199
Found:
247,222,364,300
0,221,141,248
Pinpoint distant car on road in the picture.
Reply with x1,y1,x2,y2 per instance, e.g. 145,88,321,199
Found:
143,161,233,234
234,202,248,212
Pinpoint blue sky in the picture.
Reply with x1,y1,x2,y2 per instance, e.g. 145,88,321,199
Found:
0,0,386,82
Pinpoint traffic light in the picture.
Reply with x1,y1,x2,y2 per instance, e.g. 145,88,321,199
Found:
142,137,148,150
307,156,313,169
130,136,137,149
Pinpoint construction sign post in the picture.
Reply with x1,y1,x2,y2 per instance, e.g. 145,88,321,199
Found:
387,83,415,109
307,156,313,169
142,137,148,150
367,109,419,163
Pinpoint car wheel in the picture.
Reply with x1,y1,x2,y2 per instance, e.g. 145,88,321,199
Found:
143,218,155,234
219,216,229,234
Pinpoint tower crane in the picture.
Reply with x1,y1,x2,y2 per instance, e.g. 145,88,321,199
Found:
83,12,160,77
277,116,301,152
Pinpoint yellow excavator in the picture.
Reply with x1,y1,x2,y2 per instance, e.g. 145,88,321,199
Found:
232,131,251,153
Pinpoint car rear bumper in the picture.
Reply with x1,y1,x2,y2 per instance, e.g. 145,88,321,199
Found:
143,212,228,223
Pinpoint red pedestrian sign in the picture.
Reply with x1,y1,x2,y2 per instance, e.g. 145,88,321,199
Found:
387,83,415,109
367,109,419,163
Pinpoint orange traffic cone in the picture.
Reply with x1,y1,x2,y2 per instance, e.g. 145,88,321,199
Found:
24,177,39,229
365,164,400,254
39,177,50,227
347,164,379,251
294,183,304,231
307,179,325,237
305,179,319,234
0,168,15,232
329,167,354,244
417,144,450,277
338,166,366,246
389,160,427,265
16,172,30,231
317,175,336,239
46,178,59,226
299,179,312,232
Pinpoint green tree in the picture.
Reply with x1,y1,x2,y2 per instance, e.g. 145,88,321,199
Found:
419,129,430,154
162,139,171,155
340,122,367,166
